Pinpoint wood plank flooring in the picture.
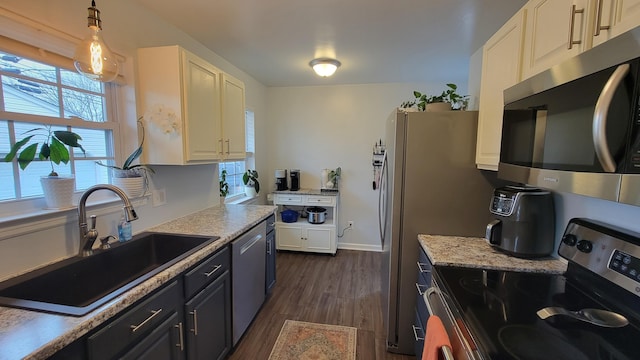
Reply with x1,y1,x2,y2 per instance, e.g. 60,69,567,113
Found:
227,250,414,360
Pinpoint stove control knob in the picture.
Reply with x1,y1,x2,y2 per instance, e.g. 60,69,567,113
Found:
576,239,593,253
562,234,577,246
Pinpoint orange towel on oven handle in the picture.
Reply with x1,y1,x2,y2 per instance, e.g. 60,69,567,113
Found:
422,315,452,360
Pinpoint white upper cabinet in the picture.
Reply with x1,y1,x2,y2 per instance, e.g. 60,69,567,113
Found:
522,0,590,79
475,9,527,171
136,45,247,165
137,46,222,165
220,73,246,160
592,0,640,46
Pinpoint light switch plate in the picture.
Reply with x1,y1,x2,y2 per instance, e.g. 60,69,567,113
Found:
152,188,167,207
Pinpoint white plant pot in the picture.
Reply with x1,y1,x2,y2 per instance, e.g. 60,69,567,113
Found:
40,175,75,209
112,176,146,198
425,102,452,112
244,186,257,198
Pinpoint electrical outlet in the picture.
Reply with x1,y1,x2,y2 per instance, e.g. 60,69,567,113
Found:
348,221,354,228
152,188,167,207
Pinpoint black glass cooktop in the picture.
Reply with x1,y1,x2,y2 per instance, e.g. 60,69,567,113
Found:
435,266,640,360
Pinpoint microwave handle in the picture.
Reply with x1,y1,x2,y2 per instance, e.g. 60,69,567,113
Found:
593,63,630,173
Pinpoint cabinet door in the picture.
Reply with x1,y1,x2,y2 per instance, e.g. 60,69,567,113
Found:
276,224,303,250
476,9,526,171
305,227,334,252
185,271,232,360
522,0,589,79
120,311,185,360
608,0,640,40
182,51,222,162
221,73,246,160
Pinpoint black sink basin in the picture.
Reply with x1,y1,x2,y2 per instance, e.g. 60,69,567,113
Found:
0,232,218,316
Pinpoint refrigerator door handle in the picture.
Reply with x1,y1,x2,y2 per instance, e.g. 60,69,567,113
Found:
378,151,388,247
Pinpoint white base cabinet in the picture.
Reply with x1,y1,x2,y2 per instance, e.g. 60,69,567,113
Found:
273,191,338,255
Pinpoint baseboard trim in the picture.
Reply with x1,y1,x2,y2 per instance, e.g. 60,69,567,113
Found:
337,242,382,252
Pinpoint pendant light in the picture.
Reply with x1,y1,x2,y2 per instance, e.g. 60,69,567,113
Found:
309,58,341,77
73,1,118,82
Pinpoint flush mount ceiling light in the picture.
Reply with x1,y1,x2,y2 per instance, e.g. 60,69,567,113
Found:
309,58,341,77
73,0,118,82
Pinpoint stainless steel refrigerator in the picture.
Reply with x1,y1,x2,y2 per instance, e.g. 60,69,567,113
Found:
378,109,496,354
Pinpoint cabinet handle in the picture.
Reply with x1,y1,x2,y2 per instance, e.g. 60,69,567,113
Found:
130,308,163,333
441,345,454,360
190,309,199,336
175,322,184,351
567,4,584,49
415,282,428,296
412,325,425,341
225,139,230,154
218,139,224,155
416,262,431,274
593,0,610,36
204,264,222,277
267,239,272,255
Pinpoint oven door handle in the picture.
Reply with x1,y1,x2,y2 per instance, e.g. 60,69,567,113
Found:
441,344,454,360
423,287,437,316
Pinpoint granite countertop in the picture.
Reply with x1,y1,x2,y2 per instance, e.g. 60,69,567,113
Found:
418,234,567,274
0,204,276,360
272,188,338,196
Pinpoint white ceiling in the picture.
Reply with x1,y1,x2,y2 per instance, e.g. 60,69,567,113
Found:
133,0,527,87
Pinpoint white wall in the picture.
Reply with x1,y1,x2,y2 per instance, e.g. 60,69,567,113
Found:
0,0,268,280
266,82,462,250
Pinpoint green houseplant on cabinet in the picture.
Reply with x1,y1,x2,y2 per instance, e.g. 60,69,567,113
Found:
401,83,469,111
243,169,260,198
96,119,154,198
2,125,85,209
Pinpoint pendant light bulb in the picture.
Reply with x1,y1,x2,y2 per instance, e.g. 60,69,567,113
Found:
73,1,118,82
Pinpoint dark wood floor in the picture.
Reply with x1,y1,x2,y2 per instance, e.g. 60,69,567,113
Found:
228,250,414,360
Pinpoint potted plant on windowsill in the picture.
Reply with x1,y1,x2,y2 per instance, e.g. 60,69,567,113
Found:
242,169,260,198
220,169,229,199
96,119,154,198
400,83,469,111
2,125,85,209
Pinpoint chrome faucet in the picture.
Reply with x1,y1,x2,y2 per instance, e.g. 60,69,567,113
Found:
78,184,138,257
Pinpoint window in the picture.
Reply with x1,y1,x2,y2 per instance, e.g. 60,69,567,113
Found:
0,45,118,204
221,110,255,200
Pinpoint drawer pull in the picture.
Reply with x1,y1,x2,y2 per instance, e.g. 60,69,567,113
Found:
415,282,428,296
416,261,431,273
412,325,425,341
130,308,163,333
175,322,184,351
190,309,199,335
204,264,222,277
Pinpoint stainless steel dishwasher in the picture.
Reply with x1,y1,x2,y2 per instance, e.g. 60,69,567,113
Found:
231,221,266,345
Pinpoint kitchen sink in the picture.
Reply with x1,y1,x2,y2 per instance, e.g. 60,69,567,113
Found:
0,232,218,316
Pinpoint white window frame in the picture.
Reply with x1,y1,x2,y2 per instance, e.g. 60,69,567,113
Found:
222,109,255,203
0,35,122,220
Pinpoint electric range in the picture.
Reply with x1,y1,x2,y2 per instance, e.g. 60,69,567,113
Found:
425,218,640,360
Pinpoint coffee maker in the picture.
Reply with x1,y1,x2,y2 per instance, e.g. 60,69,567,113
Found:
275,169,288,191
485,186,555,258
289,169,300,191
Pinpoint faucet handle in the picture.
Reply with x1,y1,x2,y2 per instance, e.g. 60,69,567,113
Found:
99,235,116,250
90,215,97,230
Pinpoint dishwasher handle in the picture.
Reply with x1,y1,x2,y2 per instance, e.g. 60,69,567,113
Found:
240,234,263,255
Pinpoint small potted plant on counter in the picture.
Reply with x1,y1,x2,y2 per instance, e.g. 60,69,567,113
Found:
96,118,154,198
2,124,85,209
243,169,260,197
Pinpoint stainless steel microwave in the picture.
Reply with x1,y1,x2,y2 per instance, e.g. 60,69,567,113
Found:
498,28,640,206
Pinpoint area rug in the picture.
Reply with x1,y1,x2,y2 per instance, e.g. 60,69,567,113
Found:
268,320,357,360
